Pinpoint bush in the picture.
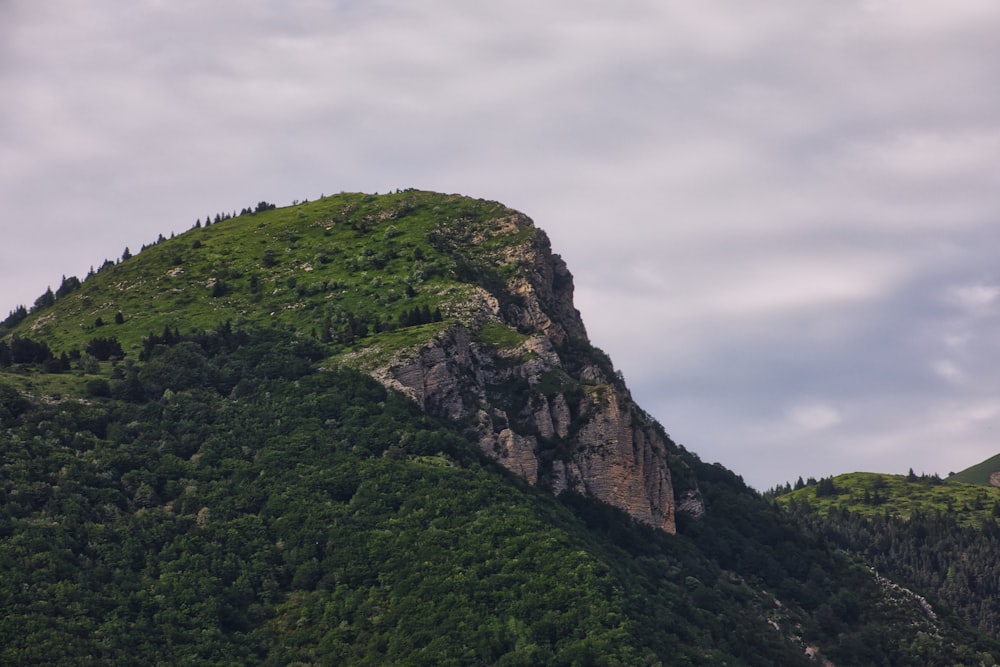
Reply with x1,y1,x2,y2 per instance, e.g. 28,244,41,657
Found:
85,337,124,361
84,378,111,398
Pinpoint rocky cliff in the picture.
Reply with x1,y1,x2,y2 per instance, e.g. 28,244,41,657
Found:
370,211,702,533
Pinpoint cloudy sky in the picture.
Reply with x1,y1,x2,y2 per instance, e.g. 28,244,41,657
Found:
4,0,1000,490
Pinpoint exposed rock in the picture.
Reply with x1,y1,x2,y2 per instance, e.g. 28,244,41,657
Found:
368,215,701,534
677,488,707,519
496,428,539,481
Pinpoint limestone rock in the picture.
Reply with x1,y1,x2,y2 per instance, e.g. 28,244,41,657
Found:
368,214,700,534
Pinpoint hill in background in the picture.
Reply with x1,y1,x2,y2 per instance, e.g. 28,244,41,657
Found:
776,471,1000,640
951,452,1000,487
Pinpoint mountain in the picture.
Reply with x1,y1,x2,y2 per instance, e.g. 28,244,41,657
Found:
2,190,999,664
8,190,689,534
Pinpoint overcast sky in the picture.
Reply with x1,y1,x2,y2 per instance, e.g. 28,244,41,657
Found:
4,0,1000,490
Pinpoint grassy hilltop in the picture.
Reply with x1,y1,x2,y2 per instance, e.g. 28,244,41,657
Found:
776,471,1000,528
10,190,531,366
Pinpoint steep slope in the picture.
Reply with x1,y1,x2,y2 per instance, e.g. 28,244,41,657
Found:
0,332,704,664
4,190,694,533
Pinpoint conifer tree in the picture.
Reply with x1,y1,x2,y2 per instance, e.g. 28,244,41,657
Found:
32,287,55,311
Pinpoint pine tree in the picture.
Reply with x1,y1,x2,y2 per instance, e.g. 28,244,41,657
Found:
32,287,55,311
815,477,837,497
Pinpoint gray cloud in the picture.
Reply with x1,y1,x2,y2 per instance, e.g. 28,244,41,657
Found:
4,0,1000,489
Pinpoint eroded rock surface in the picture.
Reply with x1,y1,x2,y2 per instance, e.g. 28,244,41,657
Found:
371,213,702,533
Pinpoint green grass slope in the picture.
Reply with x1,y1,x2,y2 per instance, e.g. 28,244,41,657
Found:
775,472,1000,527
4,190,530,367
777,472,1000,640
951,453,1000,486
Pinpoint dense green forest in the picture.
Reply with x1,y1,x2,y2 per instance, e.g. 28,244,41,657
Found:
3,191,1000,664
3,325,997,664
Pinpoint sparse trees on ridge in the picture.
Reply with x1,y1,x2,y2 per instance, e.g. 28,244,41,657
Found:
55,275,81,299
32,287,55,312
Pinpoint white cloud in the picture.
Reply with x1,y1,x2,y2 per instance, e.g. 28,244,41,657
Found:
788,403,843,431
943,332,970,349
857,132,1000,182
931,399,1000,436
947,284,1000,311
931,359,966,384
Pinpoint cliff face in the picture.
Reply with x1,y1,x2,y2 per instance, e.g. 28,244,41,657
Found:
371,213,702,533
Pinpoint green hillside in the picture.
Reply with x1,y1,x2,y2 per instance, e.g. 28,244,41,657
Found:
3,330,995,665
775,471,1000,527
777,472,1000,640
951,453,1000,486
0,332,674,664
4,190,529,370
3,191,999,665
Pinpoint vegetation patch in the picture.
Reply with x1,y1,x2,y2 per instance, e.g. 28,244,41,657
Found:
951,453,1000,486
1,191,518,365
474,321,527,350
535,368,576,396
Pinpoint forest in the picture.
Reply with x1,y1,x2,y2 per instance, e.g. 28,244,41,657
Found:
1,324,997,665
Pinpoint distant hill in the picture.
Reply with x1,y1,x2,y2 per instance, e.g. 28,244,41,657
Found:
776,471,1000,639
951,452,1000,486
775,471,1000,526
2,191,998,664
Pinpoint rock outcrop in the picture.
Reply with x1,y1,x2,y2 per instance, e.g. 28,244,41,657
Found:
371,212,702,533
